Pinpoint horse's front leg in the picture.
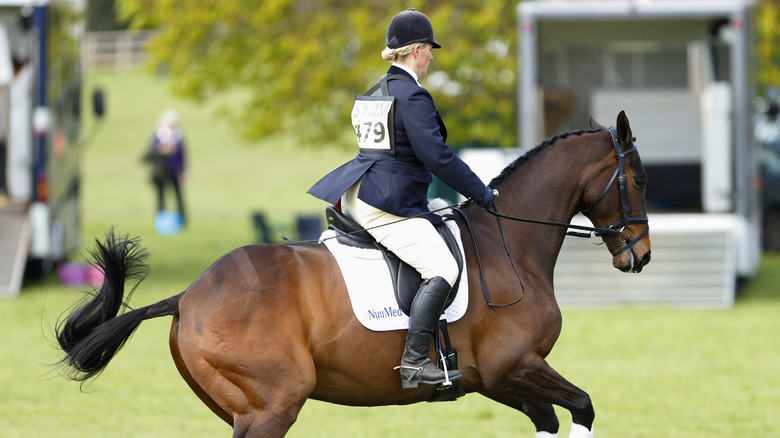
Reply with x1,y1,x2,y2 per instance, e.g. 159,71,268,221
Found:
484,354,594,438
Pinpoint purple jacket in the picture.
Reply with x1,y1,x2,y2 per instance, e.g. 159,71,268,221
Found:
149,127,186,176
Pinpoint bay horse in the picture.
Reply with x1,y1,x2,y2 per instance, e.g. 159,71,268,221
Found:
55,111,650,438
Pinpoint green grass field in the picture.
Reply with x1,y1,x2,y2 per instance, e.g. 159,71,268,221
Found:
1,69,779,437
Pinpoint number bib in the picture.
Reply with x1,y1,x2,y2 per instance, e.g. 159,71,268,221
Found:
351,95,394,156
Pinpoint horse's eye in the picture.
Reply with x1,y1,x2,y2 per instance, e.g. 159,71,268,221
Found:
633,176,646,189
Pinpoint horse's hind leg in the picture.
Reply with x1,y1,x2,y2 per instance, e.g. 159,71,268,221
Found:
485,354,594,437
183,352,314,438
482,392,559,436
187,335,316,437
169,318,233,425
520,400,560,437
185,349,315,438
172,316,314,437
226,366,315,438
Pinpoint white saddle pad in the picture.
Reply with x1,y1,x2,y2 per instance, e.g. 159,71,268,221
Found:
321,219,469,332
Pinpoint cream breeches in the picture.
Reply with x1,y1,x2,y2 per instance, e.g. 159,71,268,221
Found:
341,181,458,287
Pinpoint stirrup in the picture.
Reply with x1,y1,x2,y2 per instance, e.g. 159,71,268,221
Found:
394,362,458,389
437,349,454,389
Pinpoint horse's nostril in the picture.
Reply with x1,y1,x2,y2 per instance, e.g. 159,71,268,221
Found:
641,250,652,266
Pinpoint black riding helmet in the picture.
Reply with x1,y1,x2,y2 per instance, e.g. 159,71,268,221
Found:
385,8,441,49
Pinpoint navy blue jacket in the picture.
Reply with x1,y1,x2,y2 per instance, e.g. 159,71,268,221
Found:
308,66,487,223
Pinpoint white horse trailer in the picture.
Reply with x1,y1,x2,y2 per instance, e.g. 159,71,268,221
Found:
498,0,759,307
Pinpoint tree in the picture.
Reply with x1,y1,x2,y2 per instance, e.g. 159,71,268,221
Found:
87,0,128,31
758,0,780,94
116,0,517,148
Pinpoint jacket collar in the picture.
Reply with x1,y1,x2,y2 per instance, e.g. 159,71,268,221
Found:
388,64,419,86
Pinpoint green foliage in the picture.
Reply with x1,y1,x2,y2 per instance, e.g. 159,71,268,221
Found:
758,0,780,93
107,1,780,145
86,0,128,31
115,0,517,148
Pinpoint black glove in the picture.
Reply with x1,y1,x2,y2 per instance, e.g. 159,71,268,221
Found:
476,186,498,208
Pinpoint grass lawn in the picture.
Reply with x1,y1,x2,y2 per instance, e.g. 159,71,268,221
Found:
0,69,778,437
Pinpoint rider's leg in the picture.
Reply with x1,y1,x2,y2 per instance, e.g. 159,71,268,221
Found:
342,181,461,388
397,276,460,388
341,181,459,284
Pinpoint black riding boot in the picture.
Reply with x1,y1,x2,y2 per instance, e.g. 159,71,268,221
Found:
397,276,462,389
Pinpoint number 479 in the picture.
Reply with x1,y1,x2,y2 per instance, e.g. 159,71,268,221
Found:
354,121,386,143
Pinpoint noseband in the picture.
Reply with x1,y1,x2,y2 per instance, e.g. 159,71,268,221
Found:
581,127,649,256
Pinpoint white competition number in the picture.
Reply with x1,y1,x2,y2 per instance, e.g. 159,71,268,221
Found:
351,97,393,150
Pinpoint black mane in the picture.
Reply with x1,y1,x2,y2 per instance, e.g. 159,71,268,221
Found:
489,128,603,187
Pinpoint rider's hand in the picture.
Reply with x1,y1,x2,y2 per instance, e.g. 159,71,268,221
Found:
476,186,498,208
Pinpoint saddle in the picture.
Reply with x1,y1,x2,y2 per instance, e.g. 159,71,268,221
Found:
324,205,463,316
324,205,466,401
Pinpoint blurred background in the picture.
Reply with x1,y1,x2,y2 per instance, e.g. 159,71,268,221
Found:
0,0,778,437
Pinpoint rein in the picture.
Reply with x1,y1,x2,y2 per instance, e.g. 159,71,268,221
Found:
484,209,622,238
460,126,649,308
484,126,648,255
292,127,648,310
454,206,525,308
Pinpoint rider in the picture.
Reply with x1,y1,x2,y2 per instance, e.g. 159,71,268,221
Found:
308,8,497,389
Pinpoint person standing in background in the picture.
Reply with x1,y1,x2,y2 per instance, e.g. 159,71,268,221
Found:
144,109,187,226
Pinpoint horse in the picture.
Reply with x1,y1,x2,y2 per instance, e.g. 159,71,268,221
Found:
55,111,651,438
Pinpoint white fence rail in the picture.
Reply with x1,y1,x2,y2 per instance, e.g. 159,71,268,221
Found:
83,30,154,70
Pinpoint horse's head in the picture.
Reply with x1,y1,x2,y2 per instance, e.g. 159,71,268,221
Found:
582,111,651,273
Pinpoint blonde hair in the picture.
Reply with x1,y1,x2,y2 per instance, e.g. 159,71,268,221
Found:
381,42,428,62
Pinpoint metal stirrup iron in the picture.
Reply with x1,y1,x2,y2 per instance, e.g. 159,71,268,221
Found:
438,350,453,388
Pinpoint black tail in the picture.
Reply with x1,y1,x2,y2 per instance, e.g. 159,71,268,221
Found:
56,229,180,382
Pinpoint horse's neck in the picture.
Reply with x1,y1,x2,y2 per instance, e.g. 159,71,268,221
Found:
509,142,590,225
491,138,601,267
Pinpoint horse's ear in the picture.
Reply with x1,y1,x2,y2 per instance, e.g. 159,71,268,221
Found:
589,116,606,130
616,110,633,145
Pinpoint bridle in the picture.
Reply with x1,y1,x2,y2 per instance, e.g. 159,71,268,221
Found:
482,126,649,254
455,126,649,307
579,126,649,256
